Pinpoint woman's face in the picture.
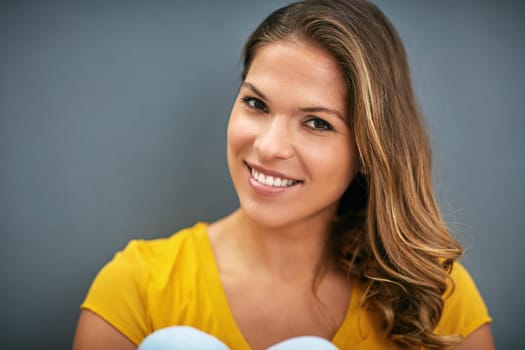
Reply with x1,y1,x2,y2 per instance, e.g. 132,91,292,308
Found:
227,40,360,229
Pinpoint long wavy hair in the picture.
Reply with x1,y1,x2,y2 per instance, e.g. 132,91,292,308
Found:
241,1,463,349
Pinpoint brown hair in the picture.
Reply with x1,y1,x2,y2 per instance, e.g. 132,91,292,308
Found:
242,1,463,349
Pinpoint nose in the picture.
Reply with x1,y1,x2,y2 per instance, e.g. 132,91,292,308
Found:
253,115,294,160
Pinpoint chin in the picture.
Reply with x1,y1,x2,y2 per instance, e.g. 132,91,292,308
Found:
239,201,291,229
238,197,336,231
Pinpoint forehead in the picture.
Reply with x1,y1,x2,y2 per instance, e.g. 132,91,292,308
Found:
245,40,347,111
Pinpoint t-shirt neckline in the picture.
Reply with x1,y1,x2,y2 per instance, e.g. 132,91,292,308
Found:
193,222,360,349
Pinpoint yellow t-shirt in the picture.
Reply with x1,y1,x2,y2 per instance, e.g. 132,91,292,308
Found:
81,222,492,349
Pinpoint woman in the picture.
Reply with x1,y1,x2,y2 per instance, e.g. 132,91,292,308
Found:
73,1,494,349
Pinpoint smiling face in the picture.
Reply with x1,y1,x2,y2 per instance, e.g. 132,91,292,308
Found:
227,40,360,229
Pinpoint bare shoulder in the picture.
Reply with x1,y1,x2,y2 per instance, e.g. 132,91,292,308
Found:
72,309,136,350
454,324,495,350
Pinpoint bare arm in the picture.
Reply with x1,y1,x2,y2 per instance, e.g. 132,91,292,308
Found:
72,309,137,350
453,324,495,350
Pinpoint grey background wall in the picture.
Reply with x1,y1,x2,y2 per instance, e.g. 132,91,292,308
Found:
1,0,523,348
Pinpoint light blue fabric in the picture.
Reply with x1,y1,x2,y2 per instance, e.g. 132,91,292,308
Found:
138,326,339,350
138,326,228,350
266,335,339,350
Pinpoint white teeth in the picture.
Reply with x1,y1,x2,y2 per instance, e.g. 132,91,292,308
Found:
251,168,297,187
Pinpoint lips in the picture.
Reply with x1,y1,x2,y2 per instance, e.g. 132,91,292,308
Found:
245,161,303,188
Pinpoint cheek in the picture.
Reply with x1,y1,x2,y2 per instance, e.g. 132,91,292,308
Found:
227,109,256,154
307,139,359,185
337,142,360,185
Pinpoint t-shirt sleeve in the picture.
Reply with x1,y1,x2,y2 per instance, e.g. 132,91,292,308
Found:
435,262,492,338
81,240,151,345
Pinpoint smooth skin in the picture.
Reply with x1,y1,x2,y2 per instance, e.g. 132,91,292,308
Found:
72,40,496,350
226,40,358,231
73,309,135,350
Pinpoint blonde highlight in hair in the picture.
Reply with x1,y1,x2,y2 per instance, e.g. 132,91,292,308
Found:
242,1,463,349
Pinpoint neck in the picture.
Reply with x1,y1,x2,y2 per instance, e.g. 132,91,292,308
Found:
215,209,335,282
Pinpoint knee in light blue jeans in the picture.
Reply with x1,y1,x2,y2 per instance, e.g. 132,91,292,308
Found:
138,326,339,350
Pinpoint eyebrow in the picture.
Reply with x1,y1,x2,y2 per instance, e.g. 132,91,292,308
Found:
242,82,269,101
299,106,344,121
242,81,344,121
